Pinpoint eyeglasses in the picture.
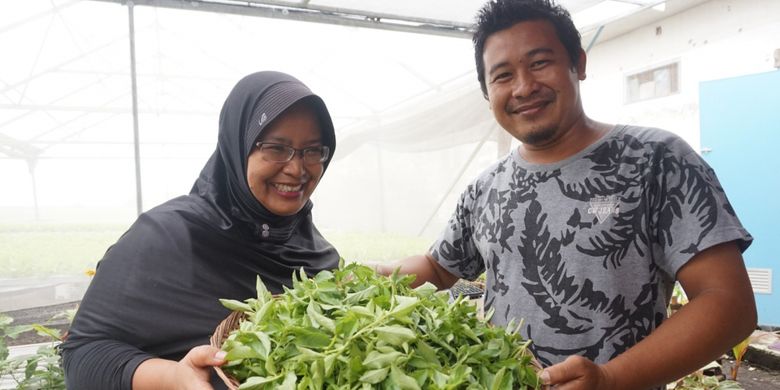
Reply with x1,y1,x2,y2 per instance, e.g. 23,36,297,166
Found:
254,142,330,165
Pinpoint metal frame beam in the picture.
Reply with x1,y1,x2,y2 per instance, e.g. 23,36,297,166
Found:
89,0,474,38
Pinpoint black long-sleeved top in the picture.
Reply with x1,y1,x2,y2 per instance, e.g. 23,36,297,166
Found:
60,71,339,390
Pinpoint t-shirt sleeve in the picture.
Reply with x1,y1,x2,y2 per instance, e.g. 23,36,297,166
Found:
429,182,486,280
652,140,752,277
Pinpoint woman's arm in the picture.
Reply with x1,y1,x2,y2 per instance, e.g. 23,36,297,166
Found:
61,338,153,390
132,346,226,390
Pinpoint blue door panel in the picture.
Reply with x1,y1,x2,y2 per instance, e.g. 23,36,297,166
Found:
700,70,780,326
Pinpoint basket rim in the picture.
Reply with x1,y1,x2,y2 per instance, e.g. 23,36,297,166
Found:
210,310,246,390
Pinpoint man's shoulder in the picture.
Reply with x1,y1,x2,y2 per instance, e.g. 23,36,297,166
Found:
611,124,696,157
617,124,686,144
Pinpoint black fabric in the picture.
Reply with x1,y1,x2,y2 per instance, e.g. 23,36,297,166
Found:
60,71,340,390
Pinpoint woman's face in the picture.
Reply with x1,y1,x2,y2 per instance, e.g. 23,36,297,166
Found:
246,102,326,216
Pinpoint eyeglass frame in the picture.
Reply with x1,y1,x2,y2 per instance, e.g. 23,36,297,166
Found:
253,141,330,165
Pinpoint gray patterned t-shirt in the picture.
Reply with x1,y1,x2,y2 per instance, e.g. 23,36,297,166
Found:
430,125,752,366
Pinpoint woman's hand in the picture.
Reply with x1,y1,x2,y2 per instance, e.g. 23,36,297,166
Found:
174,345,227,389
539,355,615,390
133,345,227,390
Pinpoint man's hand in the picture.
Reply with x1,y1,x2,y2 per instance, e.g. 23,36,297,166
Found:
133,345,227,390
540,355,615,390
363,254,459,289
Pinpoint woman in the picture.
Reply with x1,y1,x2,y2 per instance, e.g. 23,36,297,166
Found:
60,71,340,390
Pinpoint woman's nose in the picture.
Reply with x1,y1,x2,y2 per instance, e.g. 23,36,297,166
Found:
282,152,306,176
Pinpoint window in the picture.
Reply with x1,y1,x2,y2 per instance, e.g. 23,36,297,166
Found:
625,62,679,103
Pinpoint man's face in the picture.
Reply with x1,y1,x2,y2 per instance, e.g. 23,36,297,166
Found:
483,20,585,147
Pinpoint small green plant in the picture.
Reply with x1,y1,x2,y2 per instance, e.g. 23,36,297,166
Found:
0,313,66,390
730,336,751,380
669,369,742,389
664,283,747,389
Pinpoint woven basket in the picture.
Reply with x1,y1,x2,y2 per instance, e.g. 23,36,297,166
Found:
210,309,543,390
210,310,245,390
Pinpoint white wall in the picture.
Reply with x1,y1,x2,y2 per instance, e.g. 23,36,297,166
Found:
583,0,780,150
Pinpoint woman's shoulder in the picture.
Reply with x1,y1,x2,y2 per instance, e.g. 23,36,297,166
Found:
140,195,225,227
110,196,218,251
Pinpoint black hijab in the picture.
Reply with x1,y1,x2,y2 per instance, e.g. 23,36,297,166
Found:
62,72,339,390
192,71,336,241
191,70,339,275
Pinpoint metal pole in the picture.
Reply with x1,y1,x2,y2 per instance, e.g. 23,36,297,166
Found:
375,143,386,233
128,1,143,215
27,158,39,220
585,25,605,54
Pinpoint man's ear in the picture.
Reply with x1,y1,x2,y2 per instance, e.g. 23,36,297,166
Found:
577,49,587,80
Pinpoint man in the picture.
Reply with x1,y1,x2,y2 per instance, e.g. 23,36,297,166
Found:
376,0,757,389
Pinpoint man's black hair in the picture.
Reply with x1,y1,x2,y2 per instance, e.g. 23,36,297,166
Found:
473,0,582,99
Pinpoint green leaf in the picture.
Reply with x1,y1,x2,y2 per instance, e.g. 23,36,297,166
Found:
414,282,438,297
359,367,389,384
307,301,336,333
349,305,374,317
430,370,450,387
225,344,261,360
298,267,309,282
236,331,272,359
414,340,440,367
363,350,404,369
390,295,419,318
314,270,335,283
253,299,275,324
31,324,60,340
490,367,506,390
294,346,324,362
732,336,751,361
324,353,337,377
390,364,421,390
220,299,253,313
238,375,281,390
345,285,377,304
255,275,271,303
0,314,12,327
311,358,325,389
278,371,297,390
289,326,331,349
374,326,416,346
5,324,33,338
335,312,359,338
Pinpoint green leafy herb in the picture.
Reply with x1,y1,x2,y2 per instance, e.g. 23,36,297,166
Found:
0,314,65,389
219,262,541,389
670,371,743,390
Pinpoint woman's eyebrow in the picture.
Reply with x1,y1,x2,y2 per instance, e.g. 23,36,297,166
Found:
261,136,323,145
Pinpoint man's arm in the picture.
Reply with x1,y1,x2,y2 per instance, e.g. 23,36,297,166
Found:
374,252,460,290
541,241,757,390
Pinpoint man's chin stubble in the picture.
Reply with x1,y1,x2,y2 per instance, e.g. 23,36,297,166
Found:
517,125,557,146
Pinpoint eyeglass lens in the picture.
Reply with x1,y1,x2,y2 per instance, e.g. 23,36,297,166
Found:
256,142,329,164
